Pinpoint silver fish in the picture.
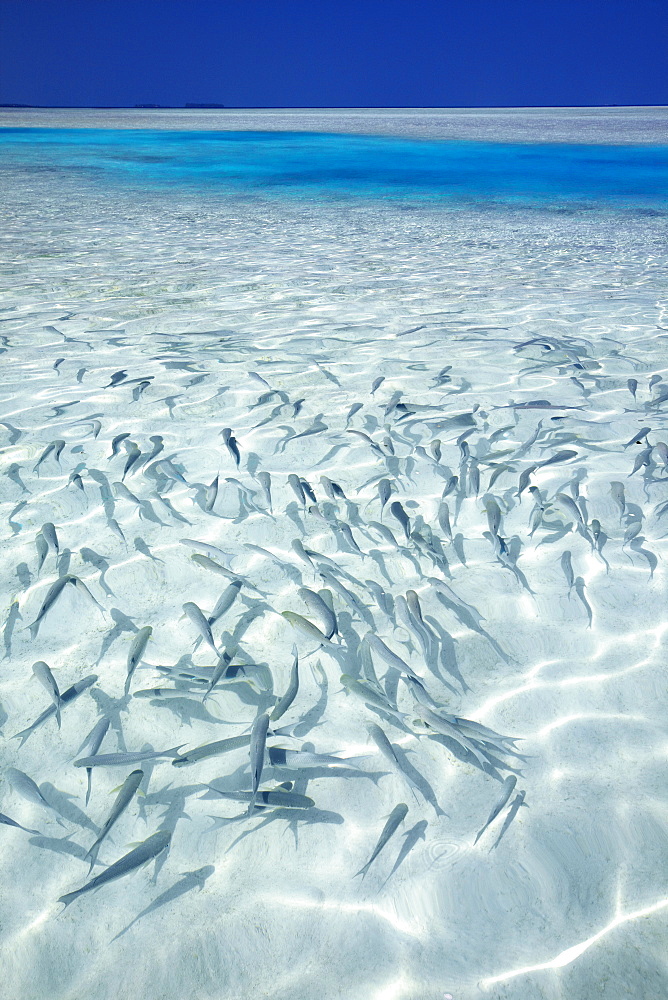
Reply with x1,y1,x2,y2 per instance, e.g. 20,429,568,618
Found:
340,674,408,721
183,602,219,656
354,803,408,878
298,588,337,638
77,716,110,805
75,747,184,767
201,787,314,809
287,473,306,505
0,812,41,836
270,648,300,722
58,830,171,908
248,713,270,814
202,648,236,699
208,581,242,626
281,612,339,649
561,550,574,593
390,501,410,540
172,734,252,767
35,532,48,575
6,767,64,824
367,723,421,801
41,522,59,555
32,660,62,728
257,471,273,511
268,747,371,771
474,775,517,844
27,576,72,636
204,475,219,512
125,626,152,696
364,632,420,680
85,769,144,872
13,675,98,747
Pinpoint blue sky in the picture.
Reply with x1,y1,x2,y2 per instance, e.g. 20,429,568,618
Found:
1,0,666,108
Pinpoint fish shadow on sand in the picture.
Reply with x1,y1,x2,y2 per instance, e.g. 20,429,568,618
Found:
111,865,216,942
28,833,105,866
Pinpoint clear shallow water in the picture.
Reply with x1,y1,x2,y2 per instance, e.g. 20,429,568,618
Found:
1,115,668,1000
2,127,668,208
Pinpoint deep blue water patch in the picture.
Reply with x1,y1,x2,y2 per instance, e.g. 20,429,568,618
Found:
1,128,667,210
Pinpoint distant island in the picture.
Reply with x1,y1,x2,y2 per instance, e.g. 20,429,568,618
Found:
0,103,226,109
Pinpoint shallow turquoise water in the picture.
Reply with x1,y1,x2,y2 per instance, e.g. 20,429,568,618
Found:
1,127,668,208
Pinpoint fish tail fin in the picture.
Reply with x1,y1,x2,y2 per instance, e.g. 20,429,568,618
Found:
57,891,79,909
353,863,370,880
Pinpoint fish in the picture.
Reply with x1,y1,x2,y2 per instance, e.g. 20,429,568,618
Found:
6,768,64,825
287,473,306,505
58,830,171,908
248,713,270,814
0,812,41,836
202,648,236,699
221,427,241,466
346,402,363,425
183,602,219,656
257,471,273,511
125,626,152,696
364,632,420,680
340,674,408,721
536,449,577,469
181,538,233,566
27,576,72,637
560,551,575,593
389,501,411,540
270,648,300,721
33,439,65,474
610,481,625,520
190,554,240,585
491,791,528,849
367,723,421,801
201,787,314,809
122,442,142,480
623,428,650,449
320,476,347,501
574,577,593,627
85,769,144,872
74,747,184,767
281,612,340,649
371,376,385,395
32,660,62,728
268,747,371,771
76,716,110,805
41,522,59,555
12,675,98,747
108,432,131,458
347,429,384,455
208,581,242,626
474,775,517,844
354,803,409,878
172,734,252,767
298,588,337,638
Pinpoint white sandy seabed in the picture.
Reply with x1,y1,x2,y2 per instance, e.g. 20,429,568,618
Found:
1,113,668,1000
